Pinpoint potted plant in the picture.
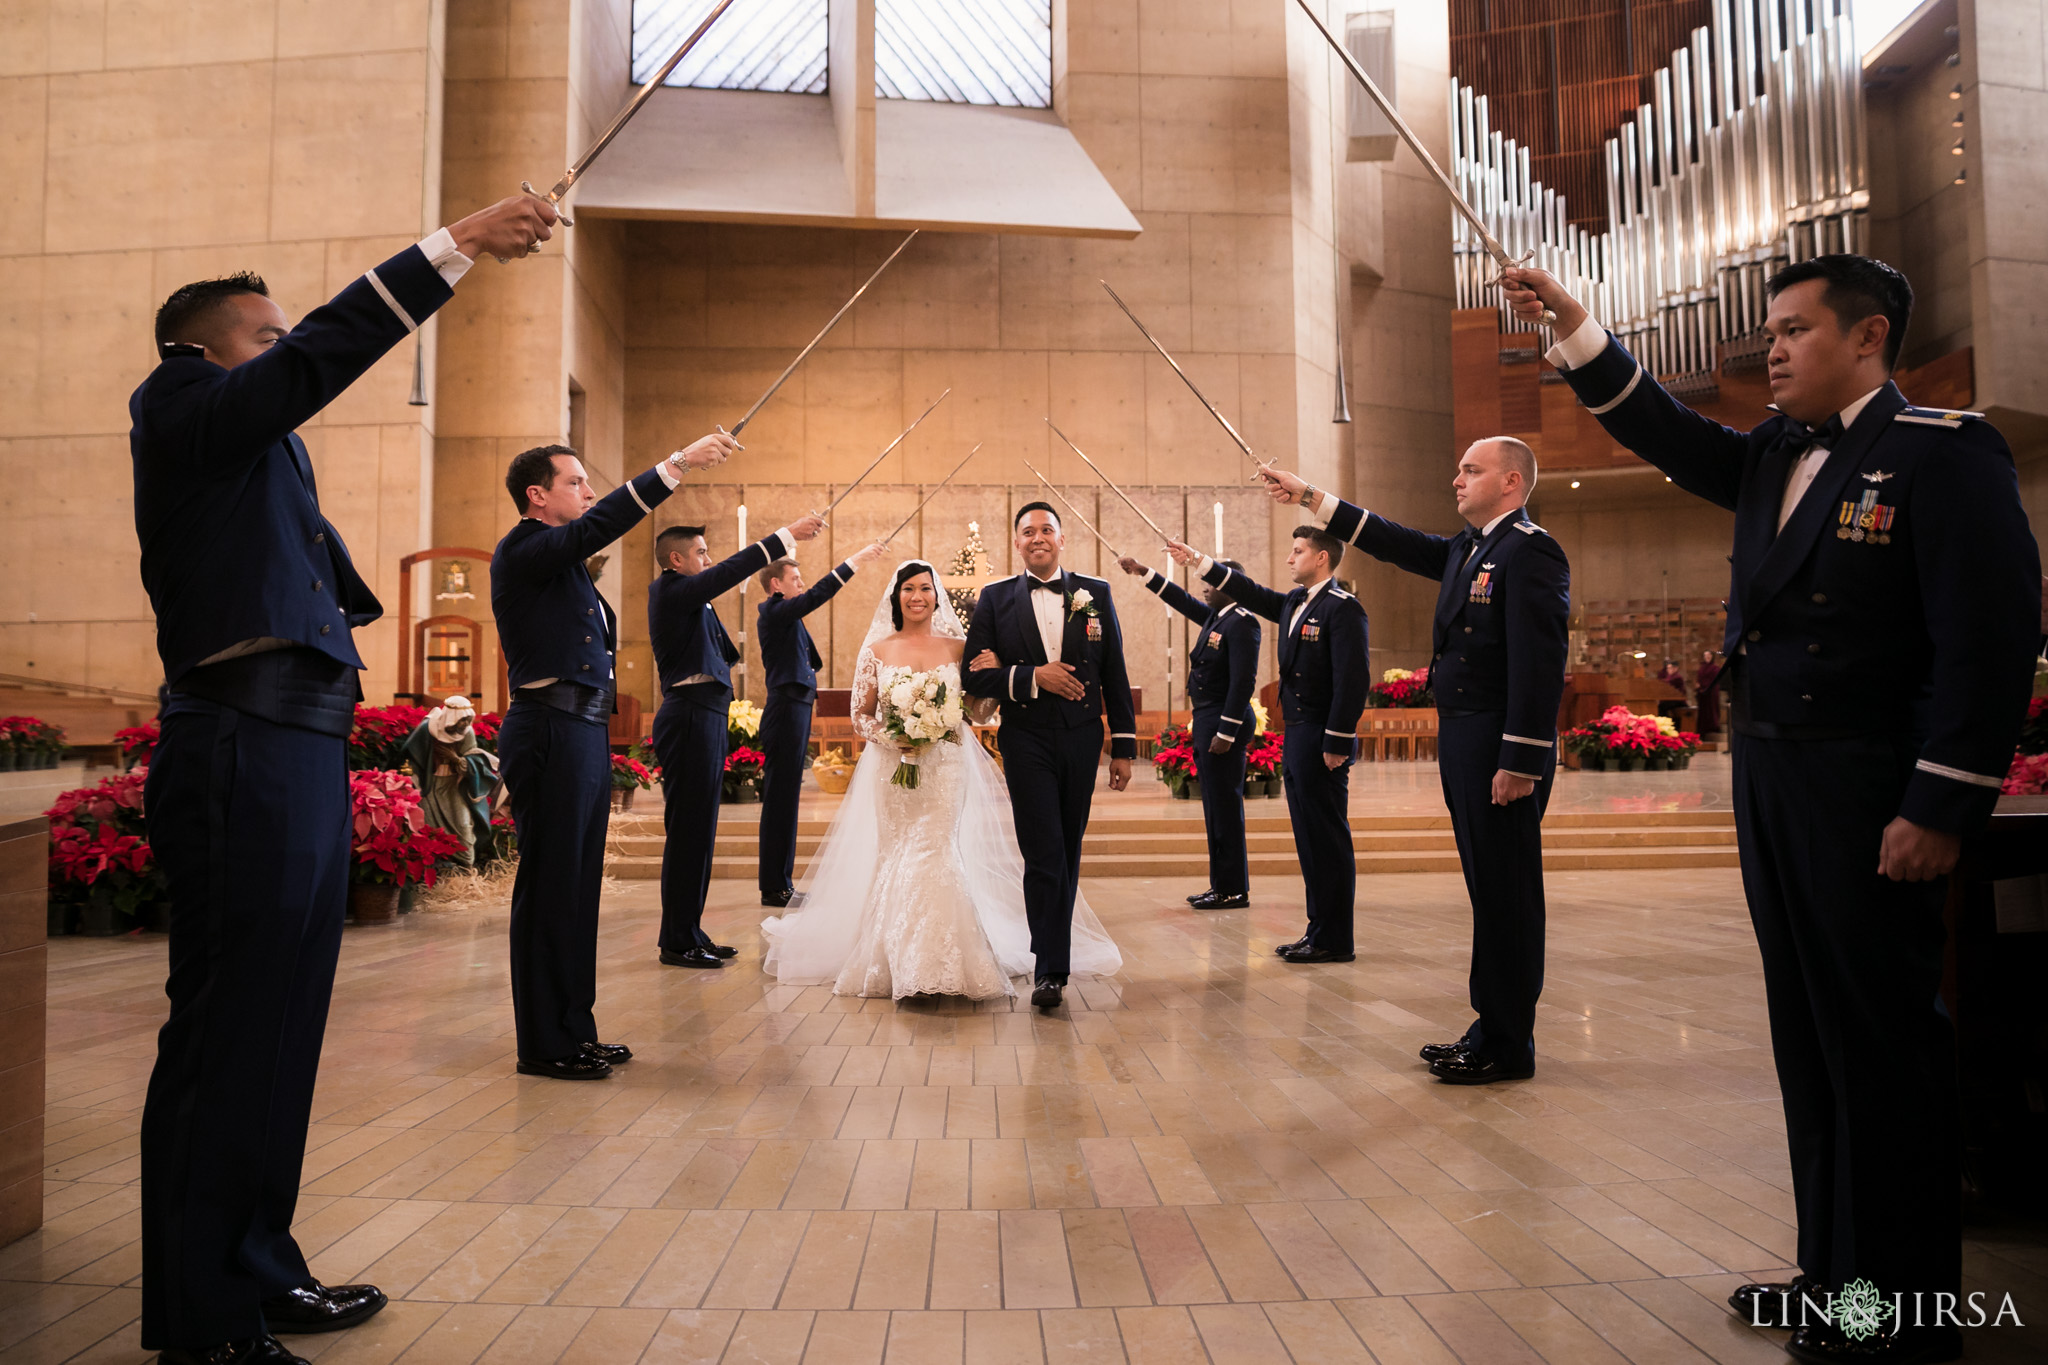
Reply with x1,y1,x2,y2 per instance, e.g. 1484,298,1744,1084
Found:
611,753,656,811
1246,734,1284,797
724,746,766,802
1149,723,1191,779
45,768,166,936
117,719,160,769
728,698,763,752
0,717,22,771
1367,666,1435,709
347,703,430,771
1151,741,1197,799
349,770,463,924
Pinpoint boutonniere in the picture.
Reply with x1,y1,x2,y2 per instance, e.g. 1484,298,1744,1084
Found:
1066,587,1097,618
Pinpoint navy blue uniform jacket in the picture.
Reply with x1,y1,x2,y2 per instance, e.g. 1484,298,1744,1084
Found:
1200,564,1369,758
1553,331,2039,831
649,532,797,705
491,464,676,693
1137,570,1261,746
1322,500,1570,777
757,561,856,698
130,243,453,686
961,573,1139,761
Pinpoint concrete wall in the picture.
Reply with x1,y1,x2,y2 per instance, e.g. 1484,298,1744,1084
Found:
1,0,449,698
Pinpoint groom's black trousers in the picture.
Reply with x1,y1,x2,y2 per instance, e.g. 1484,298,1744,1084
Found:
995,723,1102,982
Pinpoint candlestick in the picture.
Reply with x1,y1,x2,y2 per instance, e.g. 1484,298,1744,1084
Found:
1212,502,1224,556
737,503,747,546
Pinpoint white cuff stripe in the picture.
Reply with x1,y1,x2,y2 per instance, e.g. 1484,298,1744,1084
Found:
1915,759,2005,789
1008,669,1019,701
1502,734,1553,748
1585,364,1643,416
1324,728,1352,738
1111,733,1135,739
625,478,653,514
1503,768,1544,781
1217,716,1242,728
364,269,417,332
1146,571,1165,594
832,567,848,585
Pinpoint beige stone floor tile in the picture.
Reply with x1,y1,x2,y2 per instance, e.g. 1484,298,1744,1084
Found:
909,1140,972,1210
1184,1204,1298,1302
555,1207,688,1307
884,1308,964,1364
628,1209,749,1309
1060,1210,1150,1309
801,1310,891,1365
962,1309,1044,1365
928,1210,1003,1310
1407,1291,1548,1364
1110,1305,1201,1365
722,1309,817,1365
779,1210,873,1310
1260,1299,1377,1364
854,1210,935,1310
1612,1279,1791,1365
638,1308,740,1365
1244,1202,1373,1300
1125,1207,1227,1305
703,1210,811,1309
998,1210,1077,1309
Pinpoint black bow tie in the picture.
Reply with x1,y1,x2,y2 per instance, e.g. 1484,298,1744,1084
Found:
1782,413,1845,453
1030,577,1064,593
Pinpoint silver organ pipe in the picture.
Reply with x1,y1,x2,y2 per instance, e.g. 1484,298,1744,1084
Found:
1449,0,1869,392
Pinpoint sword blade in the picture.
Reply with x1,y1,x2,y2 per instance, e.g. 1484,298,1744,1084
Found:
883,442,983,544
731,231,920,438
1097,281,1266,472
1044,420,1173,543
1020,460,1121,561
819,388,951,518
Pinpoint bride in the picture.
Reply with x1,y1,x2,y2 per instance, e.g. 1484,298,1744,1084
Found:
761,560,1121,1000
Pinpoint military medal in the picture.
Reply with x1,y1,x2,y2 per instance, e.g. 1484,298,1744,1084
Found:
1470,567,1494,604
1207,630,1224,649
1301,622,1321,642
1837,490,1896,544
1086,617,1103,642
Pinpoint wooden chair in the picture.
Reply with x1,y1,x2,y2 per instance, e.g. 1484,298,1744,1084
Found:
607,693,643,751
810,688,864,758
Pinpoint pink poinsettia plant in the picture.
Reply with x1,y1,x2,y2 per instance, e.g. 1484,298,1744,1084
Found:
45,767,167,930
612,754,657,790
349,769,464,887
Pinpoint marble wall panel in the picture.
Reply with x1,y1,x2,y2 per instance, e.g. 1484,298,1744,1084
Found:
1188,211,1293,356
1069,0,1140,76
270,52,435,244
277,0,437,59
795,348,908,484
1061,73,1143,206
1136,0,1286,80
1535,481,1736,628
0,78,47,259
1,3,107,78
996,211,1192,353
1137,75,1291,216
1045,350,1146,482
815,484,906,688
1,250,156,441
850,230,1001,351
898,348,1050,474
1139,351,1243,483
102,0,277,71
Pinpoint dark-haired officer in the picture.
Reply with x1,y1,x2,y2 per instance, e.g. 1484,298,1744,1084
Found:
492,437,736,1081
650,516,824,964
1164,529,1367,962
1259,441,1570,1084
756,541,888,907
133,195,555,1363
1116,555,1262,908
1506,256,2039,1363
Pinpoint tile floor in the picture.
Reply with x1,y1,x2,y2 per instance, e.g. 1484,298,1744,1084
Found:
5,790,2046,1361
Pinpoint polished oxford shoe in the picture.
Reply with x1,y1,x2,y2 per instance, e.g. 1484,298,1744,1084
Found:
709,942,740,957
262,1281,387,1334
1429,1051,1533,1084
660,946,724,968
1279,945,1355,964
157,1336,309,1364
1272,937,1311,957
1031,979,1065,1011
581,1041,633,1065
1728,1273,1827,1328
1418,1039,1478,1064
1185,889,1213,905
1787,1323,1962,1363
517,1054,612,1080
761,889,794,908
1189,891,1249,910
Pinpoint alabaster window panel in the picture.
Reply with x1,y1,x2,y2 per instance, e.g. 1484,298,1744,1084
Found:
633,0,829,94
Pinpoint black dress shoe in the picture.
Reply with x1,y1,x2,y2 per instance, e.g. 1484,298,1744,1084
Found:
1031,979,1065,1011
582,1041,633,1065
1189,891,1249,910
516,1054,613,1080
1272,937,1310,957
1278,944,1355,963
262,1280,387,1334
660,946,724,968
1728,1273,1827,1328
1418,1039,1477,1064
709,943,740,958
1429,1051,1534,1084
1787,1322,1962,1363
761,889,793,908
1186,888,1213,905
158,1336,310,1364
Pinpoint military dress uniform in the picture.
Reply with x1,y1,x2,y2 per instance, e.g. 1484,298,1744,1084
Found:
1195,558,1369,958
649,529,799,955
1548,317,2039,1308
491,462,680,1065
755,559,858,902
1136,569,1262,900
1312,496,1570,1068
131,235,466,1349
961,570,1138,982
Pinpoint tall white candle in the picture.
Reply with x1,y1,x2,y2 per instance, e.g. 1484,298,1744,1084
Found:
1213,502,1224,555
737,503,748,546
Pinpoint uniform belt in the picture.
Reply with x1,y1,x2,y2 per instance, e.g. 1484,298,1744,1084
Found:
168,645,358,736
515,679,612,723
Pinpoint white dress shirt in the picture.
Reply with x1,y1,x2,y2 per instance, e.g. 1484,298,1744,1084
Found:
1022,570,1066,697
1288,576,1332,635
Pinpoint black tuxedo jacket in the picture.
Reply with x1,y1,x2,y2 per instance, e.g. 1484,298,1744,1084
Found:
962,571,1138,761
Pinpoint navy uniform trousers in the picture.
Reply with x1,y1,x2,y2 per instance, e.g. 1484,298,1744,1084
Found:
1438,711,1553,1066
498,697,613,1062
995,723,1102,982
1735,729,1957,1297
653,688,728,950
1282,719,1354,955
1189,706,1250,897
141,701,348,1347
756,688,812,898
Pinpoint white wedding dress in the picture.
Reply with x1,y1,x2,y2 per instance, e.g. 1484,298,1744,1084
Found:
760,561,1122,1000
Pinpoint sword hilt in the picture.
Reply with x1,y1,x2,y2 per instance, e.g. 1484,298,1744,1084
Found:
520,180,574,229
1484,249,1557,327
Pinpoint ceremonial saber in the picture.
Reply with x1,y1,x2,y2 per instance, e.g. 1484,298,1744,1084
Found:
815,388,951,521
1045,420,1174,544
1290,0,1555,325
1098,281,1268,475
1020,459,1122,560
881,442,983,545
728,231,921,439
519,0,738,230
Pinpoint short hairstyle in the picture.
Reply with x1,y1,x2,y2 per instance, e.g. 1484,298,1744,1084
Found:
1766,253,1914,371
1293,525,1343,571
1014,501,1060,531
1484,436,1538,492
890,561,936,631
655,525,706,567
154,272,269,347
759,557,799,593
505,444,577,514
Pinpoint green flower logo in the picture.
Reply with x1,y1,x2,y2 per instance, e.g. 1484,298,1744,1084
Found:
1833,1278,1895,1342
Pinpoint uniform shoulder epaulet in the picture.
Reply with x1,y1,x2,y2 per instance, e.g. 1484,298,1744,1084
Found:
1894,405,1983,428
1514,520,1547,535
1327,586,1355,601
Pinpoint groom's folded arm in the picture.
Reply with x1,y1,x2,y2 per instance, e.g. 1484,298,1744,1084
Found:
960,608,1012,701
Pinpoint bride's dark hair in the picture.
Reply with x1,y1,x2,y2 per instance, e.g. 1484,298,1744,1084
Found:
890,562,937,630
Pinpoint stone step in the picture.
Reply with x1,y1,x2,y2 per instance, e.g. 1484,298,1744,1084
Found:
605,807,1734,837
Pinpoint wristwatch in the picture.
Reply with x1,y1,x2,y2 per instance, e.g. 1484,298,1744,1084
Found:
1300,482,1319,510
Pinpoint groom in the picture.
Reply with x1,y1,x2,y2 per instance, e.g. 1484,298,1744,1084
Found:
965,504,1136,1009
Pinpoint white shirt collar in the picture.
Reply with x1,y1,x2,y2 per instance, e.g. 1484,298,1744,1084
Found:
1838,386,1885,432
1298,576,1333,603
1027,568,1063,585
1473,507,1521,537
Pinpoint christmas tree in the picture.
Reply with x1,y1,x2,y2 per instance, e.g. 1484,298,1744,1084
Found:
945,521,992,625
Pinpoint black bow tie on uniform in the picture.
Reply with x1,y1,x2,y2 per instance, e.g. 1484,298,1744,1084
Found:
1781,413,1845,453
1030,577,1064,592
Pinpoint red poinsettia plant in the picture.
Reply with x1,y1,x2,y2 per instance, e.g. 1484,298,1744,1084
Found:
724,746,766,776
612,754,657,790
1245,733,1283,779
116,719,161,767
349,769,464,887
1367,667,1434,709
347,705,429,770
45,767,167,931
2,715,66,767
2004,751,2048,796
1151,742,1198,795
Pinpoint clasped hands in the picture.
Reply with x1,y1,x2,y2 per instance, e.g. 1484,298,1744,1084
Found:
964,651,1129,789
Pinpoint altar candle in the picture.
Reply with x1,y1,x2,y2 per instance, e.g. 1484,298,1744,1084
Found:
1213,502,1224,555
737,503,748,547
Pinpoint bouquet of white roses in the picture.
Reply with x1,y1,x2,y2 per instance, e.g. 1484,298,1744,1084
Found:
879,668,965,789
